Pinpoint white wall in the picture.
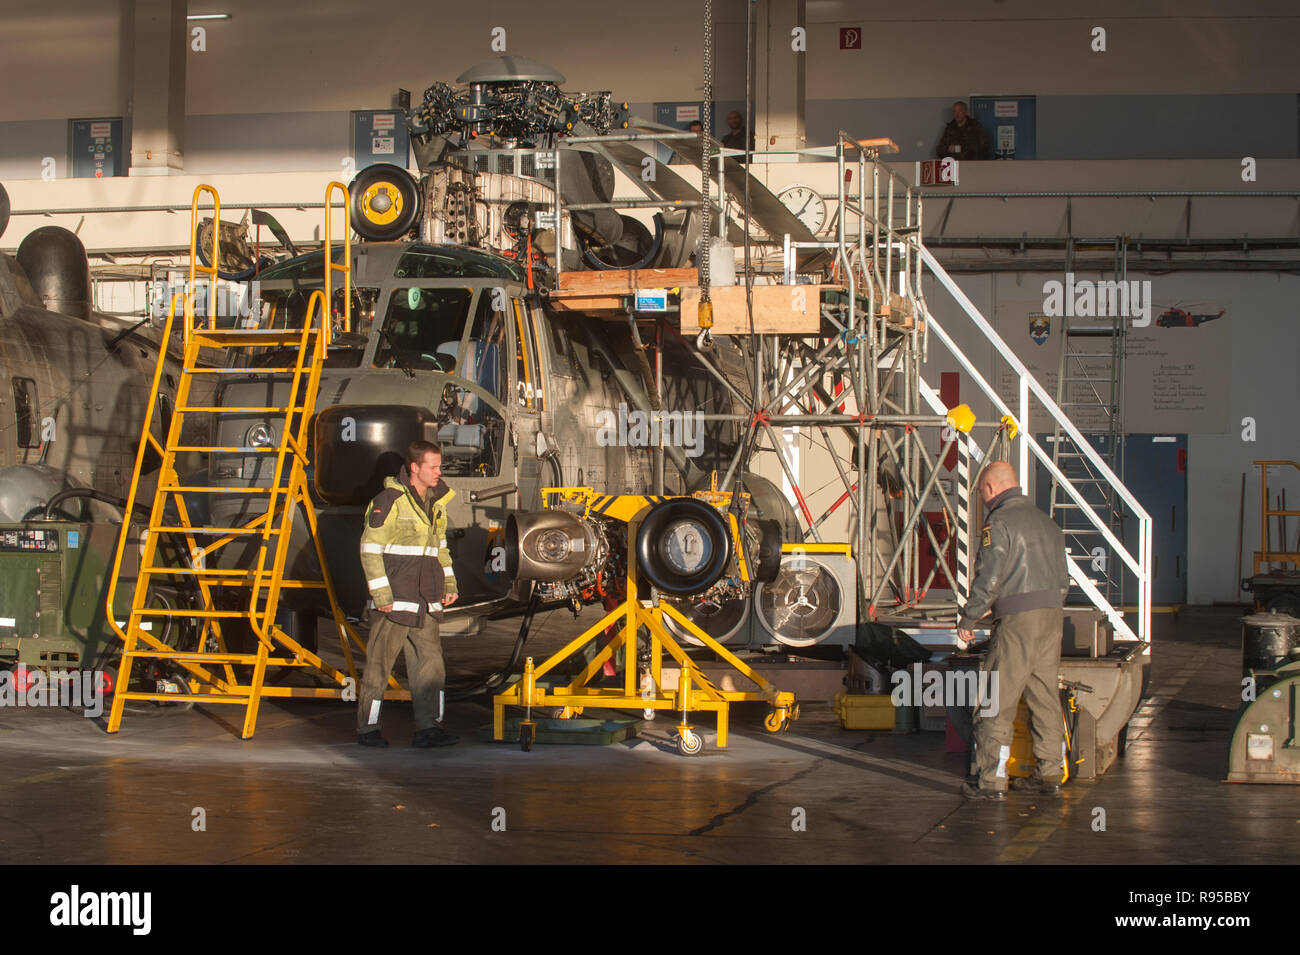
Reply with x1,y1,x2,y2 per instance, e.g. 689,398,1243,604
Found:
3,2,1296,173
916,270,1300,605
0,0,731,123
803,0,1300,98
0,1,128,122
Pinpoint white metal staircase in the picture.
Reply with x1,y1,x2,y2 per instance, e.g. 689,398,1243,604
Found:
916,247,1151,643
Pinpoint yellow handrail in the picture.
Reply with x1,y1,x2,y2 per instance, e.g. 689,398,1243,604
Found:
187,185,221,345
323,180,351,344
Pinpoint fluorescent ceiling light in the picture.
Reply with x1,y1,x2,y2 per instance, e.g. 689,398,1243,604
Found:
187,14,230,20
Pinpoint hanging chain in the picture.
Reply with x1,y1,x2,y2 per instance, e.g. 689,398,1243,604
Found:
699,0,713,302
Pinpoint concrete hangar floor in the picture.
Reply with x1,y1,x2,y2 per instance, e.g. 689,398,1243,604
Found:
0,607,1293,866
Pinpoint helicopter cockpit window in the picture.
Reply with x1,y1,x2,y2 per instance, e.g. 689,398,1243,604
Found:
463,290,507,401
254,288,313,331
12,377,40,450
327,286,379,365
253,248,348,282
373,287,472,372
395,247,526,281
244,287,378,369
436,396,505,478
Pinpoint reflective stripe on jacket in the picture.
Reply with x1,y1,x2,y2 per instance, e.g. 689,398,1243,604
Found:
359,471,458,627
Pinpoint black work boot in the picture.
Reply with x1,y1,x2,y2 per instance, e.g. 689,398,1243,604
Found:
961,780,1007,801
1012,776,1063,796
357,730,389,748
413,724,460,748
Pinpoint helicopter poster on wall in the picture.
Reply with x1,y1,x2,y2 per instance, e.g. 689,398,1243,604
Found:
993,298,1233,434
1125,303,1232,433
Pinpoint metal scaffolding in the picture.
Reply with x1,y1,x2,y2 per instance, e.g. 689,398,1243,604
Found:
546,129,1153,642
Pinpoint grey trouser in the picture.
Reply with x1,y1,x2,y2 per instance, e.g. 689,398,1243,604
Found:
973,607,1064,789
356,614,446,735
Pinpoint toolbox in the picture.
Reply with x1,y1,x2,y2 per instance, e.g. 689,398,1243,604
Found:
833,691,897,730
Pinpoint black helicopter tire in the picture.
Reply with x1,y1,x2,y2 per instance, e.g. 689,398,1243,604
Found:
350,164,421,241
635,498,732,596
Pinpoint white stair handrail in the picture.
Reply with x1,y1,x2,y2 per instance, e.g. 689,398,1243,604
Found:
921,374,1140,642
915,246,1151,644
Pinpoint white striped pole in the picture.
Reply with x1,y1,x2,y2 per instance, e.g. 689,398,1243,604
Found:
956,434,974,603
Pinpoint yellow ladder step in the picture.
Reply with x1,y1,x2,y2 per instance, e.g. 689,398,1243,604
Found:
171,580,328,589
193,328,321,342
114,692,252,704
158,485,275,494
142,566,284,576
183,367,302,375
123,650,262,663
176,406,309,413
148,526,282,535
170,445,288,453
124,650,307,665
135,609,256,618
139,569,328,589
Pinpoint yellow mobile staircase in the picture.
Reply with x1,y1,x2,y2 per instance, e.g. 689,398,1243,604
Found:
105,183,381,739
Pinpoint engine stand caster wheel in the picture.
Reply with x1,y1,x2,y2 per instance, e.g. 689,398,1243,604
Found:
643,708,656,721
764,709,790,733
676,727,703,756
519,720,536,752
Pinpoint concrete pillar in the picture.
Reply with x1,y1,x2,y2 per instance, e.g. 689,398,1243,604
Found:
754,0,806,153
128,0,186,176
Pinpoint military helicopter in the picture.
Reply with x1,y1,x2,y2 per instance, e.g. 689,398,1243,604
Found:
189,56,807,658
0,184,176,517
0,182,192,684
202,232,797,641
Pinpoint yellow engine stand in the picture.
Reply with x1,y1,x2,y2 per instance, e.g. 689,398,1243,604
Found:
493,494,798,756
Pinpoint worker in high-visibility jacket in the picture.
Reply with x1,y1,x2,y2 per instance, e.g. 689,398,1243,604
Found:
356,440,459,748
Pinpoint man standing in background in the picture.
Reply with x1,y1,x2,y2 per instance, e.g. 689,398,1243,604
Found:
936,101,991,161
722,109,753,155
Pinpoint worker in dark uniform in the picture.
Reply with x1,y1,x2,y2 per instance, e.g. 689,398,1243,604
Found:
356,440,460,748
957,460,1070,799
722,110,753,156
935,101,990,161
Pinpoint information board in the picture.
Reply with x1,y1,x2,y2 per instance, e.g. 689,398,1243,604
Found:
69,118,124,179
352,110,410,171
971,96,1036,160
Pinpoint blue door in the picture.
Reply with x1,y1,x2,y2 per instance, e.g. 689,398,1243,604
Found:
1032,432,1186,605
1121,435,1188,605
971,96,1036,160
